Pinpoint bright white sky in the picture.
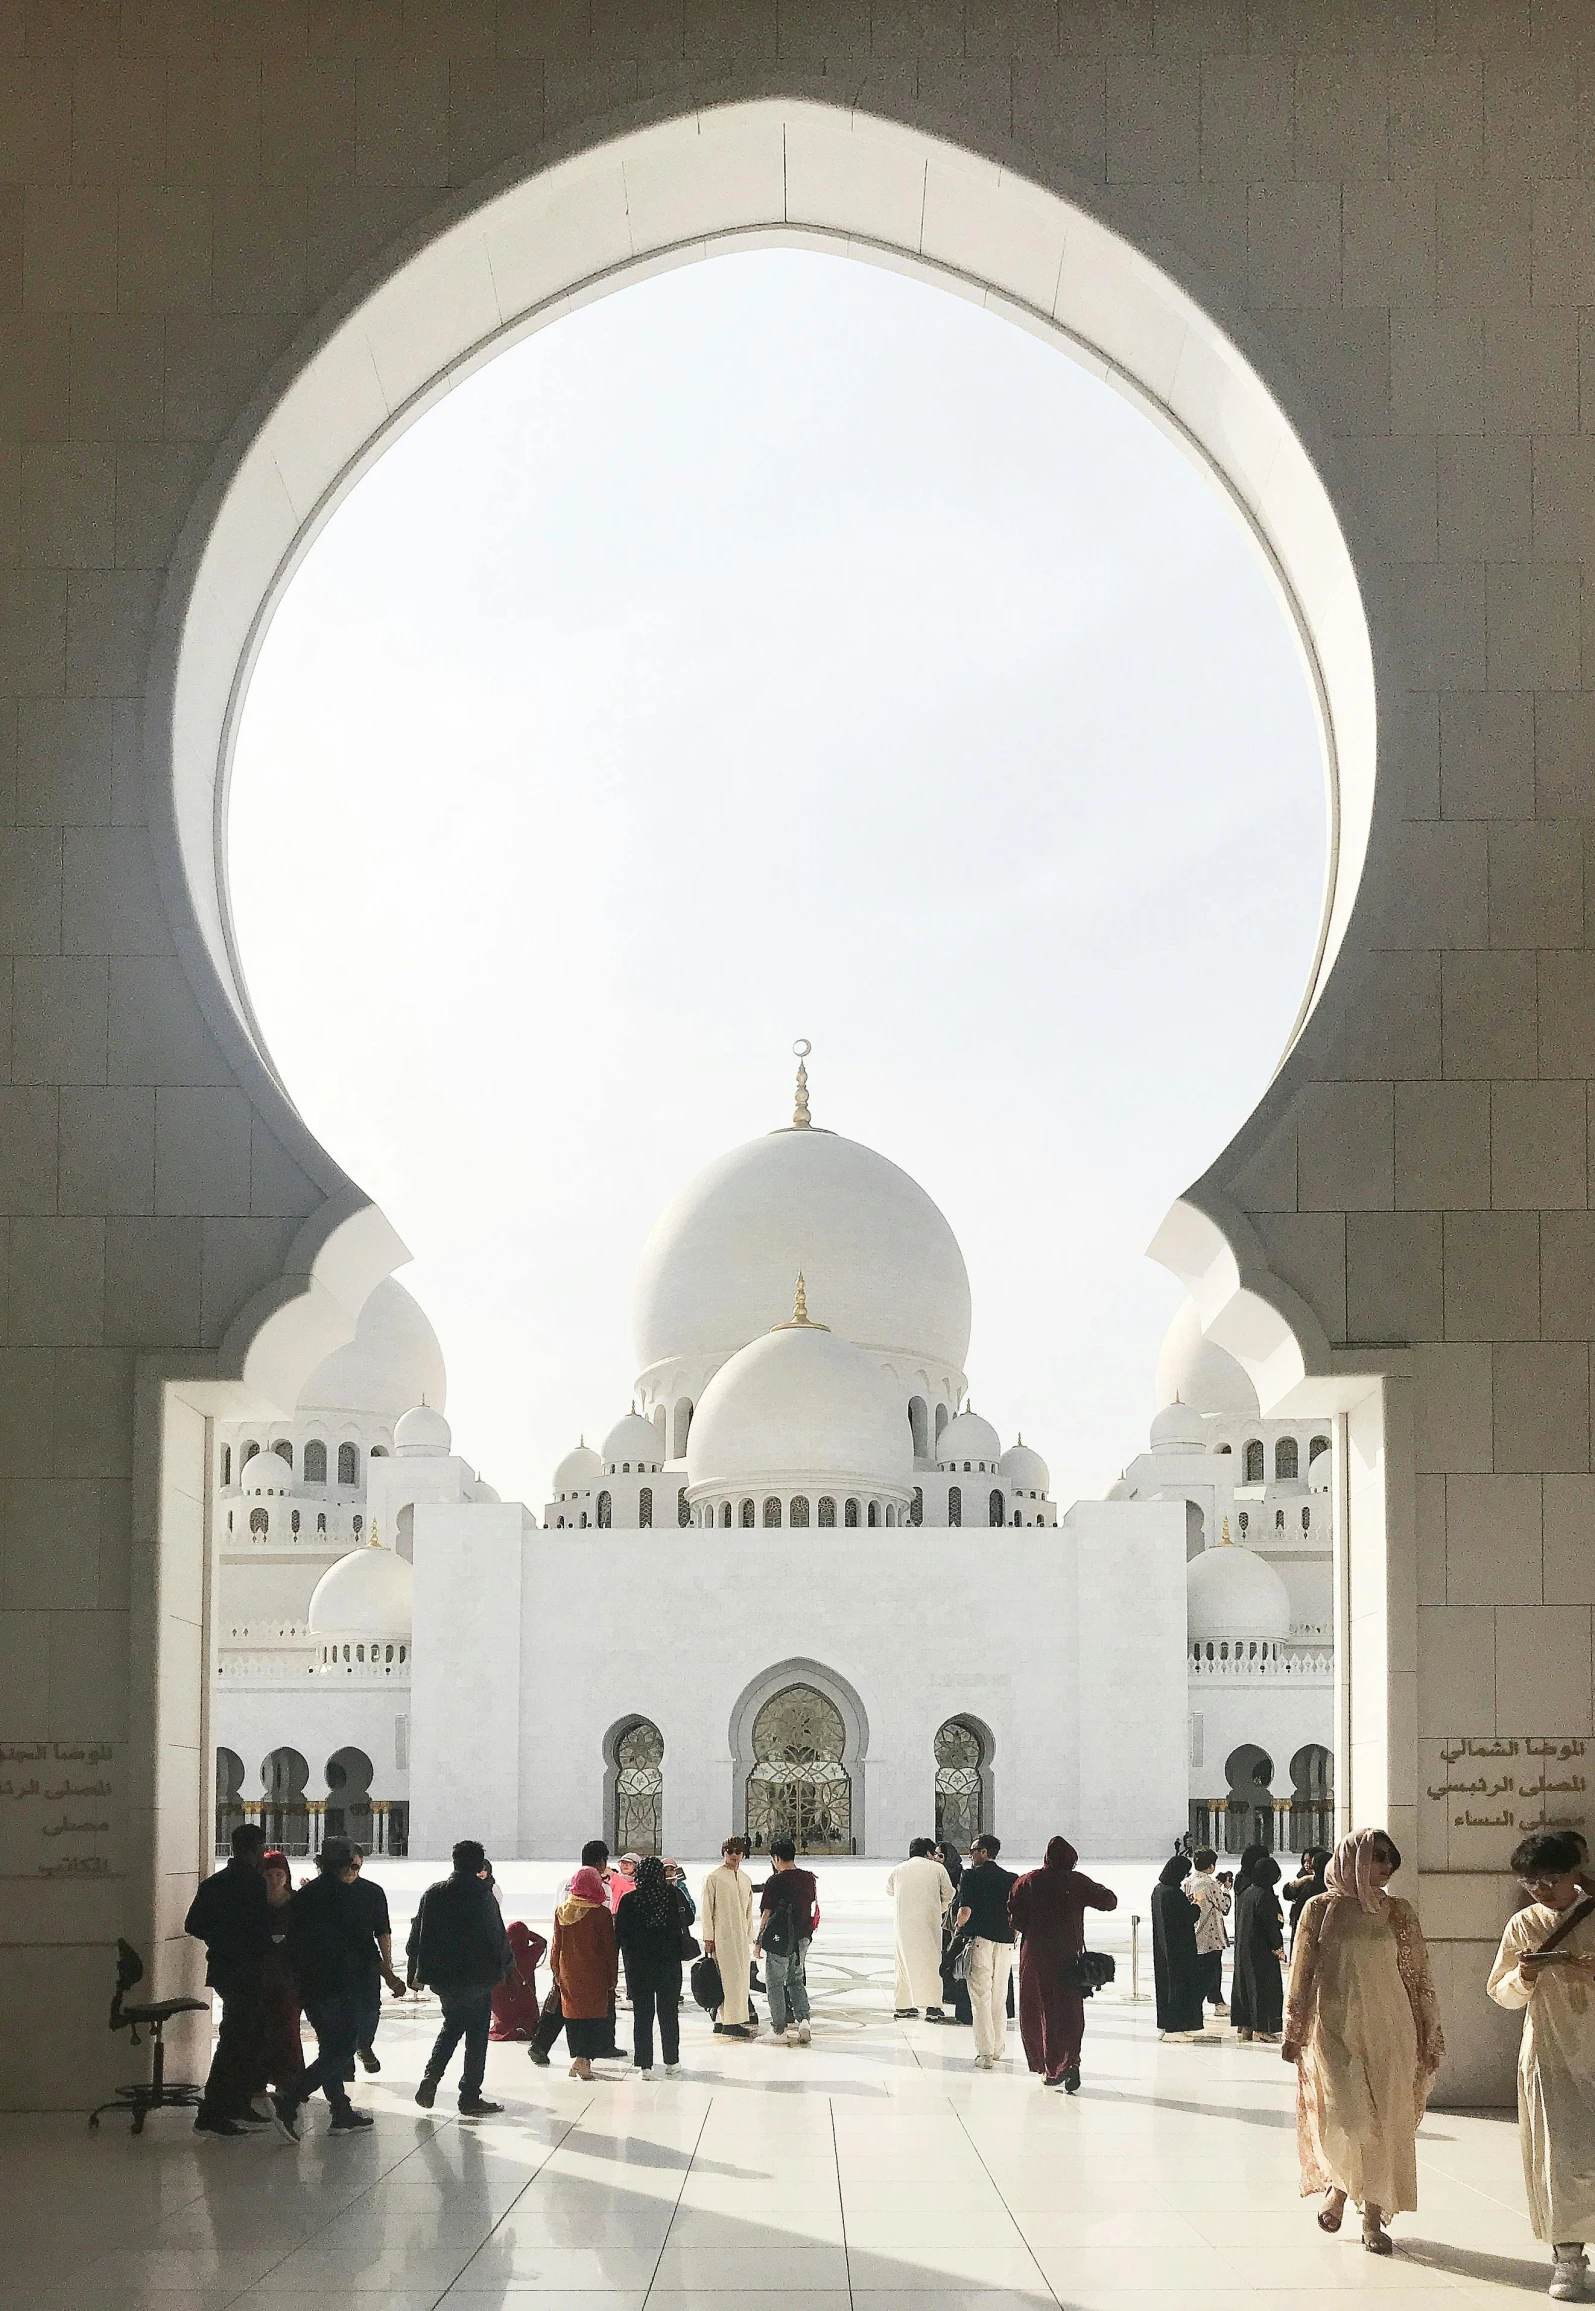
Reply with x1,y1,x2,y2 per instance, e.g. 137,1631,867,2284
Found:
229,248,1325,1512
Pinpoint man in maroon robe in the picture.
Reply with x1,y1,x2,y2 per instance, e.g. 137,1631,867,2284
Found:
1008,1835,1117,2090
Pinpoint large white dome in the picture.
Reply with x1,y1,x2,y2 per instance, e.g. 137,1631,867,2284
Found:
297,1278,447,1421
633,1128,971,1375
1187,1542,1291,1643
1155,1300,1259,1420
686,1320,914,1496
309,1542,413,1637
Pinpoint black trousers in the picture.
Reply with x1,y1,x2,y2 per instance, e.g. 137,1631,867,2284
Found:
626,1956,681,2069
426,1988,492,2098
1197,1951,1225,2006
200,1973,267,2119
295,1991,359,2109
354,1978,381,2055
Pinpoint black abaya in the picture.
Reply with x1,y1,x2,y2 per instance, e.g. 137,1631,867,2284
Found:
1151,1880,1204,2033
1230,1883,1284,2034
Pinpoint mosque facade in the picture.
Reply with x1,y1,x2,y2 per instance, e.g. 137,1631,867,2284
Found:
209,1063,1334,1862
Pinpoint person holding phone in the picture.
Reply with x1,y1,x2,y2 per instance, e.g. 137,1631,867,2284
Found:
1489,1830,1595,2299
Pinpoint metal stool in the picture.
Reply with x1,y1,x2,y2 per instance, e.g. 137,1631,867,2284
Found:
87,1940,207,2132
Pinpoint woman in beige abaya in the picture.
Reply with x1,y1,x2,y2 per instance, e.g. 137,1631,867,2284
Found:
1282,1828,1445,2255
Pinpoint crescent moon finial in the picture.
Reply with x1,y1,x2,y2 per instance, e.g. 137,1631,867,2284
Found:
791,1039,812,1128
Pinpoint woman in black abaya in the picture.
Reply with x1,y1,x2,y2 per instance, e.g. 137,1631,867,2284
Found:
1232,1853,1285,2040
1151,1853,1206,2038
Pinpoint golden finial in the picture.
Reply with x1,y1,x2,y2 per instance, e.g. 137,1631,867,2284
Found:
1220,1514,1231,1546
792,1038,812,1129
368,1518,381,1550
774,1272,830,1332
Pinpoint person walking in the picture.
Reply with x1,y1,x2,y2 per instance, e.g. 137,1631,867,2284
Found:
552,1864,619,2081
347,1844,405,2074
272,1835,378,2136
491,1921,548,2041
1283,1828,1444,2254
407,1839,512,2114
1187,1847,1232,2019
1284,1847,1330,1947
529,1840,611,2065
1151,1852,1207,2040
259,1848,306,2094
953,1833,1018,2069
756,1836,819,2044
701,1837,756,2038
888,1837,955,2020
1488,1830,1595,2300
184,1820,275,2135
616,1854,693,2074
1232,1854,1285,2042
935,1843,974,2025
1008,1835,1117,2092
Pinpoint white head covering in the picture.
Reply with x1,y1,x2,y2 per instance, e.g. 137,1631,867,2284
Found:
1324,1827,1393,1914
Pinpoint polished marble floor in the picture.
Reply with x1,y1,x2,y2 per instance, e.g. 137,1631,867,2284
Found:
0,1862,1545,2311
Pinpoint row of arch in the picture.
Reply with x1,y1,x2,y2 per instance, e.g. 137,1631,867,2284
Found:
224,1438,374,1488
1221,1435,1330,1483
691,1495,909,1528
1200,1741,1334,1854
214,1744,409,1854
229,1506,358,1542
602,1699,993,1857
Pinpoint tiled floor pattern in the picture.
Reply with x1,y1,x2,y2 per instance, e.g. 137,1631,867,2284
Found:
0,1863,1544,2311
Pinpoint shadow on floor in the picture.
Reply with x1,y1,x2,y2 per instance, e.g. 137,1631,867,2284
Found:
1082,2086,1295,2131
1396,2238,1546,2291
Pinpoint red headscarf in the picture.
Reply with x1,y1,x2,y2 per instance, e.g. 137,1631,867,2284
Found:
568,1866,607,1906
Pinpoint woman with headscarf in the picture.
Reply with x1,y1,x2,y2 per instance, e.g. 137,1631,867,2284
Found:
1151,1853,1206,2039
701,1837,756,2038
259,1848,306,2090
1284,1848,1330,1947
1007,1835,1118,2091
616,1854,693,2074
936,1843,974,2025
1283,1828,1444,2253
1232,1854,1285,2041
550,1865,619,2081
1234,1842,1268,1898
489,1920,548,2040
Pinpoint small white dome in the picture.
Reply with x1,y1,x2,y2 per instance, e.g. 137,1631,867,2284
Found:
1151,1400,1207,1452
241,1445,294,1494
603,1412,664,1470
687,1320,912,1496
938,1409,1002,1469
999,1439,1049,1494
309,1542,413,1637
1187,1542,1291,1643
1105,1477,1135,1501
1309,1447,1332,1494
554,1443,602,1494
394,1402,451,1458
1156,1300,1259,1419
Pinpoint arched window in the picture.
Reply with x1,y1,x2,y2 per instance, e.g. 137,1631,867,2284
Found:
934,1717,987,1849
988,1488,1003,1527
867,1500,879,1527
1244,1438,1264,1483
677,1488,690,1527
1276,1508,1285,1530
226,1510,233,1531
638,1485,652,1528
672,1398,693,1457
352,1513,362,1536
1012,1510,1020,1525
369,1444,386,1457
316,1512,326,1532
789,1495,810,1527
323,1745,374,1843
720,1500,732,1527
579,1511,589,1527
1301,1504,1311,1531
273,1438,292,1468
249,1506,267,1536
740,1498,755,1528
262,1746,310,1854
597,1490,612,1528
303,1438,327,1484
746,1684,851,1854
290,1510,300,1535
1309,1433,1331,1464
934,1403,949,1449
908,1395,929,1459
1215,1441,1232,1454
1275,1436,1299,1480
611,1717,665,1854
220,1444,232,1486
763,1496,782,1528
337,1442,358,1486
1239,1510,1249,1535
818,1497,836,1527
240,1439,259,1468
844,1498,859,1528
911,1486,923,1527
948,1485,962,1527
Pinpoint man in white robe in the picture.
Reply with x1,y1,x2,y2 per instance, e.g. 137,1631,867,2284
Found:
888,1839,954,2017
701,1839,755,2035
1489,1830,1595,2301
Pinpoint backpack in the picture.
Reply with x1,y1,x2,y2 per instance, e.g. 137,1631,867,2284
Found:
761,1896,797,1957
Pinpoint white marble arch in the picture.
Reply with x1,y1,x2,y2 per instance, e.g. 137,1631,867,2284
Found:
729,1657,872,1857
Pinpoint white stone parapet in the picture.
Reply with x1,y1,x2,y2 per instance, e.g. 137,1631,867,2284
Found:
1188,1647,1332,1683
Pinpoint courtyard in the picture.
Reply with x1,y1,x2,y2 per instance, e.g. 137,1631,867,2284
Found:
0,1862,1537,2311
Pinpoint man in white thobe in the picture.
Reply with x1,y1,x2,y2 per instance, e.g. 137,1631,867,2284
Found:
888,1838,954,2017
701,1839,755,2035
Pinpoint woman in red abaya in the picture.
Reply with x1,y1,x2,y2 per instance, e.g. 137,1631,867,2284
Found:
490,1920,549,2039
1008,1836,1117,2092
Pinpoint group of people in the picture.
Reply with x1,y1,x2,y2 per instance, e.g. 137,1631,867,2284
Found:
1152,1840,1311,2044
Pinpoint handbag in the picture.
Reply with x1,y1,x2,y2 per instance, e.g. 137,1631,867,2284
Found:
689,1952,723,2011
1066,1949,1116,1998
945,1924,976,1980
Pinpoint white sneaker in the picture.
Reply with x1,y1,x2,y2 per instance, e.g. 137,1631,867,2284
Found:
1212,2001,1229,2017
637,2066,654,2078
975,2053,993,2070
796,2021,811,2044
784,2025,801,2044
664,2062,679,2074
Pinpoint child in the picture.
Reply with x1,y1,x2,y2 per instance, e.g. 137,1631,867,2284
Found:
1488,1830,1595,2299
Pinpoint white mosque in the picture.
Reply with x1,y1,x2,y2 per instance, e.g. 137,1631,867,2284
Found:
210,1056,1333,1863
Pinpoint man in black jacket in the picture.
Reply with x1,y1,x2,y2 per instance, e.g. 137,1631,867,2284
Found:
272,1836,378,2137
407,1839,512,2114
184,1821,273,2135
